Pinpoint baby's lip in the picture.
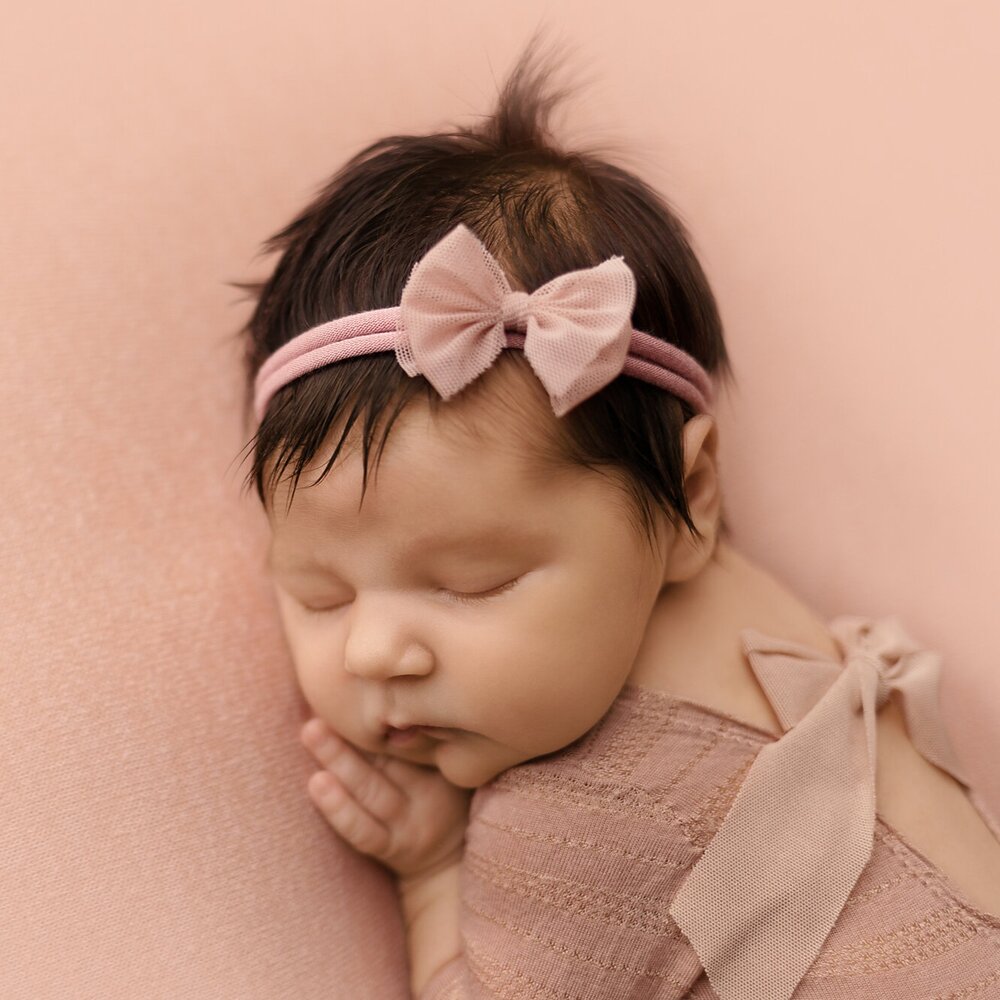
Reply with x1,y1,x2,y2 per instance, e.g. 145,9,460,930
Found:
413,725,455,738
382,713,444,730
382,725,454,750
380,720,455,740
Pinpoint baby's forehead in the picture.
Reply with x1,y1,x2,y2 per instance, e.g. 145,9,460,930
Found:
264,386,598,574
267,358,574,514
433,354,561,450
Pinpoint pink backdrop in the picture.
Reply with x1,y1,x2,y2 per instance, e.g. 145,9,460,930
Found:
2,2,997,997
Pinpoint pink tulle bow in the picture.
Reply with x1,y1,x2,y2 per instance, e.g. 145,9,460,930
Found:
395,223,637,417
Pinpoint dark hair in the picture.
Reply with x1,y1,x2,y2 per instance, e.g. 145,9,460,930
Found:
233,35,735,553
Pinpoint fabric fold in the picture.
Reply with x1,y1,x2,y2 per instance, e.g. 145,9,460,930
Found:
667,615,972,1000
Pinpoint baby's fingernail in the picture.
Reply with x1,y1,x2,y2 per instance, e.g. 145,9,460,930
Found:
301,718,327,744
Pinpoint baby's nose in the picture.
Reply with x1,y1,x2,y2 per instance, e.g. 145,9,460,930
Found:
342,597,434,680
343,641,434,681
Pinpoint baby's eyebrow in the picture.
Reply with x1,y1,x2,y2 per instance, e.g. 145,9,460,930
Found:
268,524,545,575
407,525,528,554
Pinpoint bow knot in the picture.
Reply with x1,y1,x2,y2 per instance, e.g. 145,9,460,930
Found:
500,289,531,329
834,616,925,713
394,223,637,417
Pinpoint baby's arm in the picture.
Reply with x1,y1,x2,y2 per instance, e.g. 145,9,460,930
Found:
300,718,470,996
398,857,462,993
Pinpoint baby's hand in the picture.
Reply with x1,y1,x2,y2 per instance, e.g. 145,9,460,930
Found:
300,717,472,881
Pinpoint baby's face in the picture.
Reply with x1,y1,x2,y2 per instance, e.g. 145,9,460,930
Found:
265,383,670,788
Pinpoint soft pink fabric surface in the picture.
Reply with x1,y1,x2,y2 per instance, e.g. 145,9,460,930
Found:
2,2,997,998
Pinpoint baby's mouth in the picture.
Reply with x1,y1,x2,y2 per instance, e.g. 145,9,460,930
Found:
384,725,455,747
385,725,427,747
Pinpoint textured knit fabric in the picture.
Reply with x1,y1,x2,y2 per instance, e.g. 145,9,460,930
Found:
421,617,1000,999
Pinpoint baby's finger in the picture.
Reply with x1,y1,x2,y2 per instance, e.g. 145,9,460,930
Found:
300,718,343,767
302,721,408,822
309,772,393,857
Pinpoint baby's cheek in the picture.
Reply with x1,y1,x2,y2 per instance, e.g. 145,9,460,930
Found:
294,662,350,733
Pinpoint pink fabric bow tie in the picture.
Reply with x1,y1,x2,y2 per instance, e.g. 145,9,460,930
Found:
669,615,976,1000
395,223,637,417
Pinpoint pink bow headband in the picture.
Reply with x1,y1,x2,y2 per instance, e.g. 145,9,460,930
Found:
252,223,715,424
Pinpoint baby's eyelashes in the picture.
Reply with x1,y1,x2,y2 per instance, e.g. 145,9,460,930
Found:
441,576,521,604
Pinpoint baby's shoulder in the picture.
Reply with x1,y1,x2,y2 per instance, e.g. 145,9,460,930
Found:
874,695,1000,919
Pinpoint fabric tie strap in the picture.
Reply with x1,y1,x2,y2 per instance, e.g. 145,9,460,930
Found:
668,615,974,1000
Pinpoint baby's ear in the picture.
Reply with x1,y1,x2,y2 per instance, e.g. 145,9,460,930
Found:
663,415,722,583
682,414,721,534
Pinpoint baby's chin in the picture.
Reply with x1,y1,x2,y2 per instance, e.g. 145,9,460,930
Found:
384,731,561,789
429,742,498,789
432,740,546,790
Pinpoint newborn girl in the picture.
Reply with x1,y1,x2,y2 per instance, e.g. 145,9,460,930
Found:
237,43,1000,1000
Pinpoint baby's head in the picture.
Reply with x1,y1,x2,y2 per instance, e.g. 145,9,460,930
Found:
237,45,734,788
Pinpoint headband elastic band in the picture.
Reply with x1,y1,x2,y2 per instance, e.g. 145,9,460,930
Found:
252,223,714,424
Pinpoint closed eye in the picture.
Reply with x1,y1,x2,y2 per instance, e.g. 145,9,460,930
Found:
299,600,349,614
293,577,522,613
446,577,520,604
